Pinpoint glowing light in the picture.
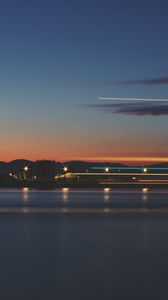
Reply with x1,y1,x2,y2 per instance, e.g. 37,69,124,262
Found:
62,187,69,203
68,172,168,176
105,167,109,173
23,187,29,192
22,187,29,202
93,166,168,170
104,188,110,203
24,166,29,171
63,166,68,172
104,188,110,192
142,188,149,193
98,97,168,102
62,188,69,193
9,173,12,176
143,168,147,173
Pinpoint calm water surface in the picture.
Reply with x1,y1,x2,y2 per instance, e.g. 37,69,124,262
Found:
0,188,168,208
0,189,168,299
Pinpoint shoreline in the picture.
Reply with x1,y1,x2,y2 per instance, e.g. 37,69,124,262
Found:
0,181,168,189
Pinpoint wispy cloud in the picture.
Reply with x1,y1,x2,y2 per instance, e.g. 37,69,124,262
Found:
58,77,168,88
88,103,168,116
117,77,168,85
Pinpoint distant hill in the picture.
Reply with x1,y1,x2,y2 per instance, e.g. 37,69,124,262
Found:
65,161,126,172
0,160,33,174
0,162,8,173
7,160,34,174
150,163,168,168
0,159,167,175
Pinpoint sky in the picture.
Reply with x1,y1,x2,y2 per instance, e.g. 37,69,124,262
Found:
0,0,168,164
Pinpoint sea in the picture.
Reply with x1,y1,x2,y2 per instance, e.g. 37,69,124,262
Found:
0,188,168,300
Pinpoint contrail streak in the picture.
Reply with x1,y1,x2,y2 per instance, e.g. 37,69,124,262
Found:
98,97,168,102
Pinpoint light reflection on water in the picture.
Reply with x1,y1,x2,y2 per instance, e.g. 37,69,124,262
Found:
103,188,110,203
142,194,148,203
0,189,167,299
62,188,69,203
142,187,149,203
0,211,167,299
104,194,110,203
22,187,30,203
0,188,167,211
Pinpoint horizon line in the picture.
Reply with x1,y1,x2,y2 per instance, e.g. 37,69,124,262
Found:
1,157,168,164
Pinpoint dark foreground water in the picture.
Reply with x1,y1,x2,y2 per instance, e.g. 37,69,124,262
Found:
0,189,168,299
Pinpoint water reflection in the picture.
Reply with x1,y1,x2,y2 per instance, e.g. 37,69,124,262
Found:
62,188,69,203
103,188,111,203
142,188,149,203
104,208,110,213
22,187,29,203
22,207,30,214
1,188,168,212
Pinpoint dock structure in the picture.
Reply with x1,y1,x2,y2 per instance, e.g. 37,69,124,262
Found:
61,170,168,186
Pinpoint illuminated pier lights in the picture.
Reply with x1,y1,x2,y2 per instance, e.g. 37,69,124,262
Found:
105,167,110,173
63,166,68,173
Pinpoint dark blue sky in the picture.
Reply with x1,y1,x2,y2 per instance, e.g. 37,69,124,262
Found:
0,0,168,162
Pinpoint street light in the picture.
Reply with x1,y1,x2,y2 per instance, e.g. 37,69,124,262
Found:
105,167,109,173
143,167,147,173
63,166,68,172
23,166,29,180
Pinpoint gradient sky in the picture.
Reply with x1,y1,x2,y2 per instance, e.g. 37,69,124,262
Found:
0,0,168,163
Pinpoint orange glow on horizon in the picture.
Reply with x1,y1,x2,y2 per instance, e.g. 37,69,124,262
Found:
1,155,168,166
0,130,167,166
78,156,168,164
